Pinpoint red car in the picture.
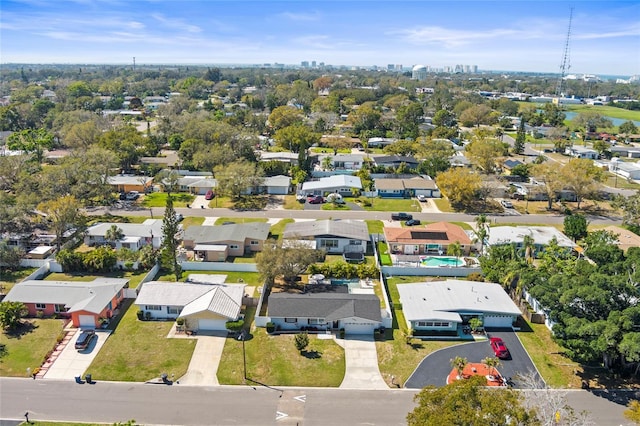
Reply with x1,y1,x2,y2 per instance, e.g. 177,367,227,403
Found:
308,195,324,204
490,337,511,359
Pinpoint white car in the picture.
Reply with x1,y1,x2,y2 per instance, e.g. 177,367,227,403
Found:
417,195,427,202
500,200,514,208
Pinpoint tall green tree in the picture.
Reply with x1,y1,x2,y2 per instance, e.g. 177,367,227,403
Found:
160,196,181,281
214,159,264,200
563,214,589,242
6,128,54,164
407,375,537,426
0,302,28,330
514,118,526,155
37,195,86,251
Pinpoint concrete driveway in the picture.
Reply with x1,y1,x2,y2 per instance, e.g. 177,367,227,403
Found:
172,330,227,386
405,329,541,389
338,335,388,390
44,329,111,381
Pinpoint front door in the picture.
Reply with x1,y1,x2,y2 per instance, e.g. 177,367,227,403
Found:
333,321,339,329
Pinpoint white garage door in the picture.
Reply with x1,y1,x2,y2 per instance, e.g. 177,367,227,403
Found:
78,315,96,328
344,322,376,334
484,315,514,328
198,319,227,331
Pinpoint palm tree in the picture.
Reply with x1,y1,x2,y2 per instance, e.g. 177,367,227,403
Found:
482,356,501,379
104,225,124,248
447,241,462,265
321,156,334,171
450,356,468,379
522,234,535,264
474,214,490,254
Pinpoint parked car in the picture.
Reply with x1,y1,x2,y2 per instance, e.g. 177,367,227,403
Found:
417,194,427,202
326,193,345,204
489,337,511,359
125,191,140,200
405,219,421,226
75,329,96,351
391,212,413,221
204,190,215,200
500,200,514,208
175,213,184,222
308,195,324,204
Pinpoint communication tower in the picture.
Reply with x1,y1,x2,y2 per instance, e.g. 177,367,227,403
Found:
555,8,573,96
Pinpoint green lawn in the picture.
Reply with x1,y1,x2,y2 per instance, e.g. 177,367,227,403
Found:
432,198,454,212
270,219,295,240
141,192,194,208
361,198,422,212
0,319,66,377
214,217,268,225
217,308,345,386
365,220,384,234
45,270,148,289
87,302,196,382
564,105,640,122
283,195,305,210
155,270,263,286
0,267,38,293
321,202,351,211
181,216,205,229
310,147,351,154
87,214,148,225
378,242,392,266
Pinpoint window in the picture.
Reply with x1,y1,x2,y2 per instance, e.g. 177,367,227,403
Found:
320,239,338,249
35,303,46,309
54,304,67,313
349,240,362,245
285,318,297,323
229,244,239,249
308,318,326,325
145,305,161,311
417,321,450,327
167,306,180,315
250,240,259,245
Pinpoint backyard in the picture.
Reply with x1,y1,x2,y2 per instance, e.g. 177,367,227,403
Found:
154,270,263,286
45,270,148,289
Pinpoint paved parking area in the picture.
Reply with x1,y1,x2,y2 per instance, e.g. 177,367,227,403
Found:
405,329,541,389
44,329,112,381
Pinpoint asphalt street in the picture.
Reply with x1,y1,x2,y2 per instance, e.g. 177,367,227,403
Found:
0,378,634,426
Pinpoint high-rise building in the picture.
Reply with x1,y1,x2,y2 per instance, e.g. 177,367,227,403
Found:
387,64,395,71
311,61,316,68
411,65,427,81
301,61,309,68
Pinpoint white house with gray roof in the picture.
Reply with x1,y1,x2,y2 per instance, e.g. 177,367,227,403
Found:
267,293,383,334
135,281,245,331
84,219,164,251
301,175,362,196
397,280,521,333
487,226,576,257
282,219,368,253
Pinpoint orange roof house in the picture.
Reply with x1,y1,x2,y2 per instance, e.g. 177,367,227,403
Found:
384,222,472,256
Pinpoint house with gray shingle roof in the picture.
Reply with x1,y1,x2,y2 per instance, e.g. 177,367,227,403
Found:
267,293,383,334
135,281,245,331
283,219,368,254
182,223,271,258
3,278,129,329
301,175,362,196
84,219,164,251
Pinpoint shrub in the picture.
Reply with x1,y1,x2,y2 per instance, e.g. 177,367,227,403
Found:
144,311,151,320
294,332,309,352
36,310,44,319
136,310,144,320
176,318,185,326
225,319,244,333
266,322,275,333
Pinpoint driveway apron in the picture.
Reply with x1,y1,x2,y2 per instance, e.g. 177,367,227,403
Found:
338,335,388,389
43,329,111,380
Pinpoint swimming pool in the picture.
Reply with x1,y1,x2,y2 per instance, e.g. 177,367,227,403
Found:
420,256,464,267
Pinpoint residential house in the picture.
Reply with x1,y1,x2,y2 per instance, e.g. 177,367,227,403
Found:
84,219,164,251
134,281,244,331
177,176,217,195
374,176,440,198
301,175,362,197
486,226,576,257
502,159,524,175
371,155,419,170
610,160,640,180
367,137,397,148
258,151,299,166
610,146,640,159
282,219,369,254
182,223,271,260
316,154,365,171
384,222,472,256
3,278,129,328
603,226,640,252
397,280,521,334
254,175,291,195
565,146,598,159
267,293,383,334
108,175,153,193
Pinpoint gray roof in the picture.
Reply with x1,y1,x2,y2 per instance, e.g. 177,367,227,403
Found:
183,222,271,244
283,220,369,241
263,175,291,187
268,293,382,322
301,175,362,192
4,278,129,314
398,280,521,323
107,175,153,186
85,220,164,238
372,155,419,165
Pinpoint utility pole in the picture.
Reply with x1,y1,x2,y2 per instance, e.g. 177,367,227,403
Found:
555,8,573,97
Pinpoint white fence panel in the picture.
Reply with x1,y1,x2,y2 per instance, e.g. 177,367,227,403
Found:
180,262,258,272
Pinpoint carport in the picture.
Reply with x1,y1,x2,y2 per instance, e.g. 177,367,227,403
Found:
404,329,542,389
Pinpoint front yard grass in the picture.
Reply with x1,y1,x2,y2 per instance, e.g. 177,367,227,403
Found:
432,198,454,212
270,219,295,240
321,202,350,211
283,195,305,210
45,270,148,289
87,302,195,382
181,216,205,229
366,219,384,234
0,319,66,377
217,328,345,386
361,198,421,212
141,192,193,208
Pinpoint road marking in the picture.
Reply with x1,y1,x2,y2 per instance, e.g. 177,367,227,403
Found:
294,394,306,403
276,411,288,421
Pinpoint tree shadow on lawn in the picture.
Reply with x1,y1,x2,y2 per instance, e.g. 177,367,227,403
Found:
302,349,322,359
4,320,38,340
104,298,134,332
231,196,269,211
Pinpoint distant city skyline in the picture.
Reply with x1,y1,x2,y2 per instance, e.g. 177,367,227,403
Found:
1,1,638,76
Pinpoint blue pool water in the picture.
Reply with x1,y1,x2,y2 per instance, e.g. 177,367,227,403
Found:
420,256,464,267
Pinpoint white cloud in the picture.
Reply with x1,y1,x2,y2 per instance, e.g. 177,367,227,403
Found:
389,26,542,48
278,11,321,22
151,13,202,33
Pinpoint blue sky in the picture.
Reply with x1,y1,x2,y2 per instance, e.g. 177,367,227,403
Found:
1,0,639,76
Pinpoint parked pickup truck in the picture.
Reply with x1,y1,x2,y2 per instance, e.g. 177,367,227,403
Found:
391,212,413,221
